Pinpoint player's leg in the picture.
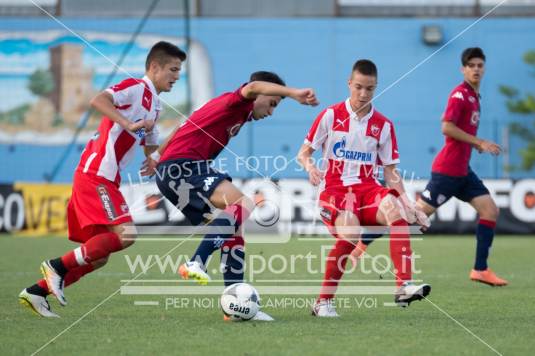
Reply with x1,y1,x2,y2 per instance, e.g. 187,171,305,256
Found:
375,193,431,306
181,180,254,284
41,222,135,306
220,226,245,287
20,256,109,318
468,194,508,286
313,209,361,317
454,169,507,286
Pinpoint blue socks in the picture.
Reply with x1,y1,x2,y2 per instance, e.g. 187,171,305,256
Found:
474,220,496,271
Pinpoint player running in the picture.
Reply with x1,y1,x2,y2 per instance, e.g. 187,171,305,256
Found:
141,71,318,321
298,59,431,317
19,41,187,317
353,48,508,287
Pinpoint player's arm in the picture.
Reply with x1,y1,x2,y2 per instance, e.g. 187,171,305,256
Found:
90,91,153,133
241,81,319,106
441,121,500,155
140,123,181,177
297,143,323,186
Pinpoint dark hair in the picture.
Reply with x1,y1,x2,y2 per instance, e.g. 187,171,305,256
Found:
352,59,377,77
145,41,187,70
461,47,485,66
249,71,286,86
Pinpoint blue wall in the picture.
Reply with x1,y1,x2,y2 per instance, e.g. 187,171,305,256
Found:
1,17,535,182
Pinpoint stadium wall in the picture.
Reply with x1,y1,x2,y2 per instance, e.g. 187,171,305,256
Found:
1,17,535,184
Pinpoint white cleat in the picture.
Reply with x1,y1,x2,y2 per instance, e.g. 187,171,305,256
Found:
178,261,211,285
252,310,274,321
395,282,431,307
40,260,67,306
19,289,59,318
312,300,339,317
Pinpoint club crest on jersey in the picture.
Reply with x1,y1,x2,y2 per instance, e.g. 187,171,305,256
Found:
469,96,476,103
333,136,372,162
228,123,242,137
371,124,380,137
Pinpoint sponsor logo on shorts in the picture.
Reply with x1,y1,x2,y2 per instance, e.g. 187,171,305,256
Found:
320,207,333,222
203,176,217,192
97,185,117,221
437,194,446,205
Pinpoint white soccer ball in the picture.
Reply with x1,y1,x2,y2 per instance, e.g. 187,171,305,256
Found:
220,283,260,321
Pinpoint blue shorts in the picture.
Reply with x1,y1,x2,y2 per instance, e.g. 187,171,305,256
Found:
420,168,489,208
156,159,231,225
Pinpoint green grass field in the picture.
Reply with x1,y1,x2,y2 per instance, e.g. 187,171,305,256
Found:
1,234,534,355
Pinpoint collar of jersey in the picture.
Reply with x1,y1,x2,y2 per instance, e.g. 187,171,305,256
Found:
462,81,481,100
142,75,158,95
345,98,374,122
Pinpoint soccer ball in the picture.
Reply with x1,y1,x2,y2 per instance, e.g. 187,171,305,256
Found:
220,283,260,321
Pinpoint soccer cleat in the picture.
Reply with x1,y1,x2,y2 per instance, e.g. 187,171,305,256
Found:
252,310,274,321
178,261,211,285
395,282,431,307
311,299,339,317
470,269,508,287
40,260,67,306
19,289,59,318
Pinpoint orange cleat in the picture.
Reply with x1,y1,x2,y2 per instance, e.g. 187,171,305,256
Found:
470,268,508,287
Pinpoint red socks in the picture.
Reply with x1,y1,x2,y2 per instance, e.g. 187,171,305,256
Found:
319,238,355,300
390,219,412,287
61,232,123,270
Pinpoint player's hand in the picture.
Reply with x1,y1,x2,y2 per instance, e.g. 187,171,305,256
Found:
475,139,501,156
398,194,417,224
307,166,323,186
415,209,431,231
292,88,319,106
140,156,158,177
127,119,154,133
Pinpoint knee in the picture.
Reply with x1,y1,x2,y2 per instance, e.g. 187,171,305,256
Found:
119,233,136,249
479,203,499,221
92,256,109,269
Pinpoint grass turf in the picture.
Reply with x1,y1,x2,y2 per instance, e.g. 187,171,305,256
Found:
1,234,534,355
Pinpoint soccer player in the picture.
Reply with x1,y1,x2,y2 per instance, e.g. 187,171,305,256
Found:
298,59,431,317
353,48,508,287
141,71,318,321
19,41,187,317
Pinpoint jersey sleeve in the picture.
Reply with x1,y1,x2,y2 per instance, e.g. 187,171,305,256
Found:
105,78,142,108
227,84,255,108
377,121,400,166
304,108,332,151
442,89,466,124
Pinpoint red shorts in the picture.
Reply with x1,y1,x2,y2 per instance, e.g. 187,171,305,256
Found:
319,182,398,238
67,171,132,243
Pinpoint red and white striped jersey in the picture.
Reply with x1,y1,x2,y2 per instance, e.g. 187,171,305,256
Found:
305,99,399,190
76,76,161,185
